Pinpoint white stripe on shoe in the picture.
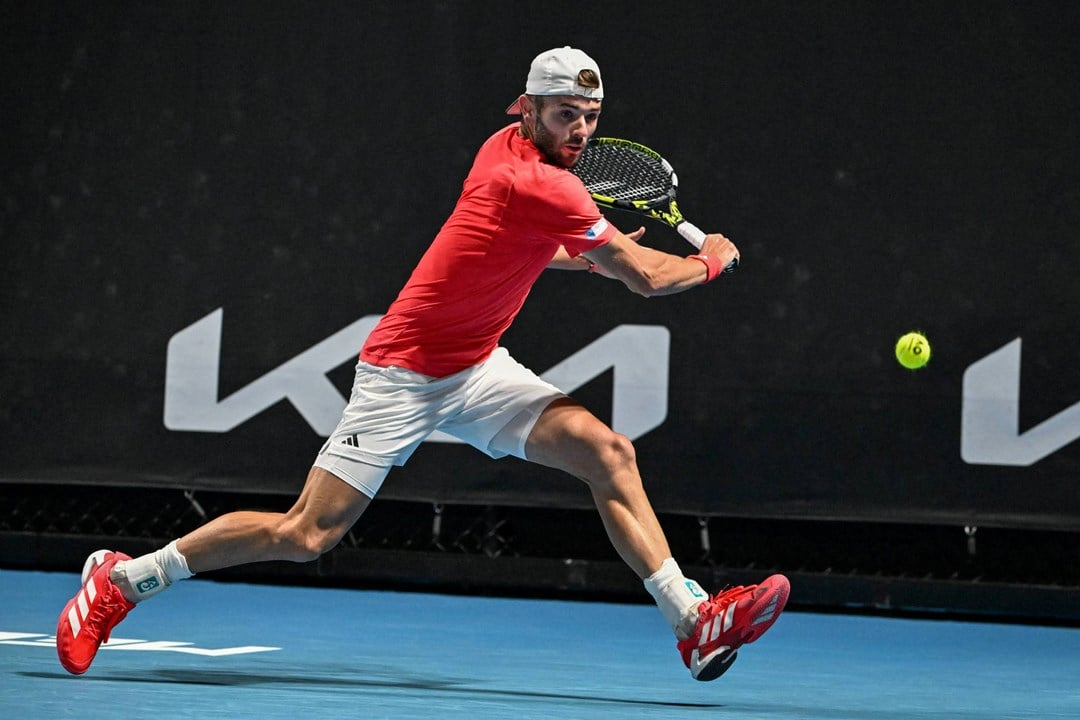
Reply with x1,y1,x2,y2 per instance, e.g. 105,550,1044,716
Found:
68,579,99,640
705,604,735,644
67,606,81,638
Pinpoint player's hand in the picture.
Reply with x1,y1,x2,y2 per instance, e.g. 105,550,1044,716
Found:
700,233,739,272
625,226,646,244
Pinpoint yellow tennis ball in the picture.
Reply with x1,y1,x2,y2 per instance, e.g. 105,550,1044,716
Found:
895,332,931,370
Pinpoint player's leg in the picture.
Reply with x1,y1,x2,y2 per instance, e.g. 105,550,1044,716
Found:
524,397,672,578
441,349,709,629
111,464,376,597
523,396,790,681
56,355,451,674
177,466,373,572
56,464,380,675
523,397,708,622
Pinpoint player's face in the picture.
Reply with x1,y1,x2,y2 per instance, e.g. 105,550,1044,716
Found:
529,96,601,168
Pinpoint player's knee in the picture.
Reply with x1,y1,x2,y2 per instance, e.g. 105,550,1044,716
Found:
273,521,342,562
300,526,344,560
588,431,639,485
607,432,638,469
307,533,342,560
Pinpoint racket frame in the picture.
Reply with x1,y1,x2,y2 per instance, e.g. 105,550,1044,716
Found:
574,137,710,250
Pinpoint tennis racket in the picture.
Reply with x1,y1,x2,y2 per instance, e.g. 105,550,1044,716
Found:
571,137,737,272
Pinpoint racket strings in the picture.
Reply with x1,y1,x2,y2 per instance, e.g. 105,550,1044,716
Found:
573,145,673,203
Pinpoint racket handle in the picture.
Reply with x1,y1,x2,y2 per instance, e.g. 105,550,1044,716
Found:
676,221,706,249
678,221,739,274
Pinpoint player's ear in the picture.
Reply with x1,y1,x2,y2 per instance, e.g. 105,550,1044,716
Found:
522,94,540,119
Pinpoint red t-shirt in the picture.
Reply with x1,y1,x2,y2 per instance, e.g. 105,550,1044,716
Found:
361,124,617,377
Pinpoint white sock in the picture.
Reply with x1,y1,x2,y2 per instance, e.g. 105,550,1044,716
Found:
643,558,709,639
111,540,193,603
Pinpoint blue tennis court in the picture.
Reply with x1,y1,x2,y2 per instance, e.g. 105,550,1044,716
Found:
2,568,1077,719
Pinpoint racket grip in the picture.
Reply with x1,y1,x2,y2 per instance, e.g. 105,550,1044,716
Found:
678,221,739,274
676,221,706,249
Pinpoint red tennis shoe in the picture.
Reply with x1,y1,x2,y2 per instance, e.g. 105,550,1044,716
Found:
677,574,790,681
56,550,135,675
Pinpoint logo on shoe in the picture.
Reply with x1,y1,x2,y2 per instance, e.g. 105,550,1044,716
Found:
702,603,736,645
752,593,780,626
65,578,99,639
136,576,161,594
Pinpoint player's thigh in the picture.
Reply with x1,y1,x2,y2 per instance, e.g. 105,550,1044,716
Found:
285,465,374,537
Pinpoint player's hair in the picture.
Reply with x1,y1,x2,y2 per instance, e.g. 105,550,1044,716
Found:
576,69,600,89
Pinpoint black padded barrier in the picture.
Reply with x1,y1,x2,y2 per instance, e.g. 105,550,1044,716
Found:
3,2,1080,531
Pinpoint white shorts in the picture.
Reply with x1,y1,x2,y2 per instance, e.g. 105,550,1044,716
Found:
313,347,565,497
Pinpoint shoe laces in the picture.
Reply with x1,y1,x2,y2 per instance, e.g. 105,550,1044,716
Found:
81,583,128,644
701,583,757,612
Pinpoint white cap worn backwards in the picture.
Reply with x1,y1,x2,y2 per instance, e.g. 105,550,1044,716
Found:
505,46,604,115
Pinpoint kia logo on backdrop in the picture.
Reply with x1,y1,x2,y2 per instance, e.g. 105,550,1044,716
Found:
164,312,1080,467
961,338,1080,466
163,308,671,442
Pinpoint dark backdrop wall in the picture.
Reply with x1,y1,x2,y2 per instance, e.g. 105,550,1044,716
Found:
3,1,1079,530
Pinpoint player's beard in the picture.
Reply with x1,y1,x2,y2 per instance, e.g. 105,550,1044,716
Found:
531,116,580,168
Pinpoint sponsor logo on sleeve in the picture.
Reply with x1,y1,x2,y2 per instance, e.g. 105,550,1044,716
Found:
585,218,609,240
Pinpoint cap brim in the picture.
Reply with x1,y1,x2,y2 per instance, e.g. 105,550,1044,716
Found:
505,95,524,115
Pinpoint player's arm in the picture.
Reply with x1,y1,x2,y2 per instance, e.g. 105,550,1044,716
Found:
546,246,593,270
546,229,643,270
583,228,738,297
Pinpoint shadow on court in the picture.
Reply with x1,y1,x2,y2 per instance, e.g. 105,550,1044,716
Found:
19,667,724,709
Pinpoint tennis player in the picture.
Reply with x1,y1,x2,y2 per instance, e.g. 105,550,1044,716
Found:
57,47,789,682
